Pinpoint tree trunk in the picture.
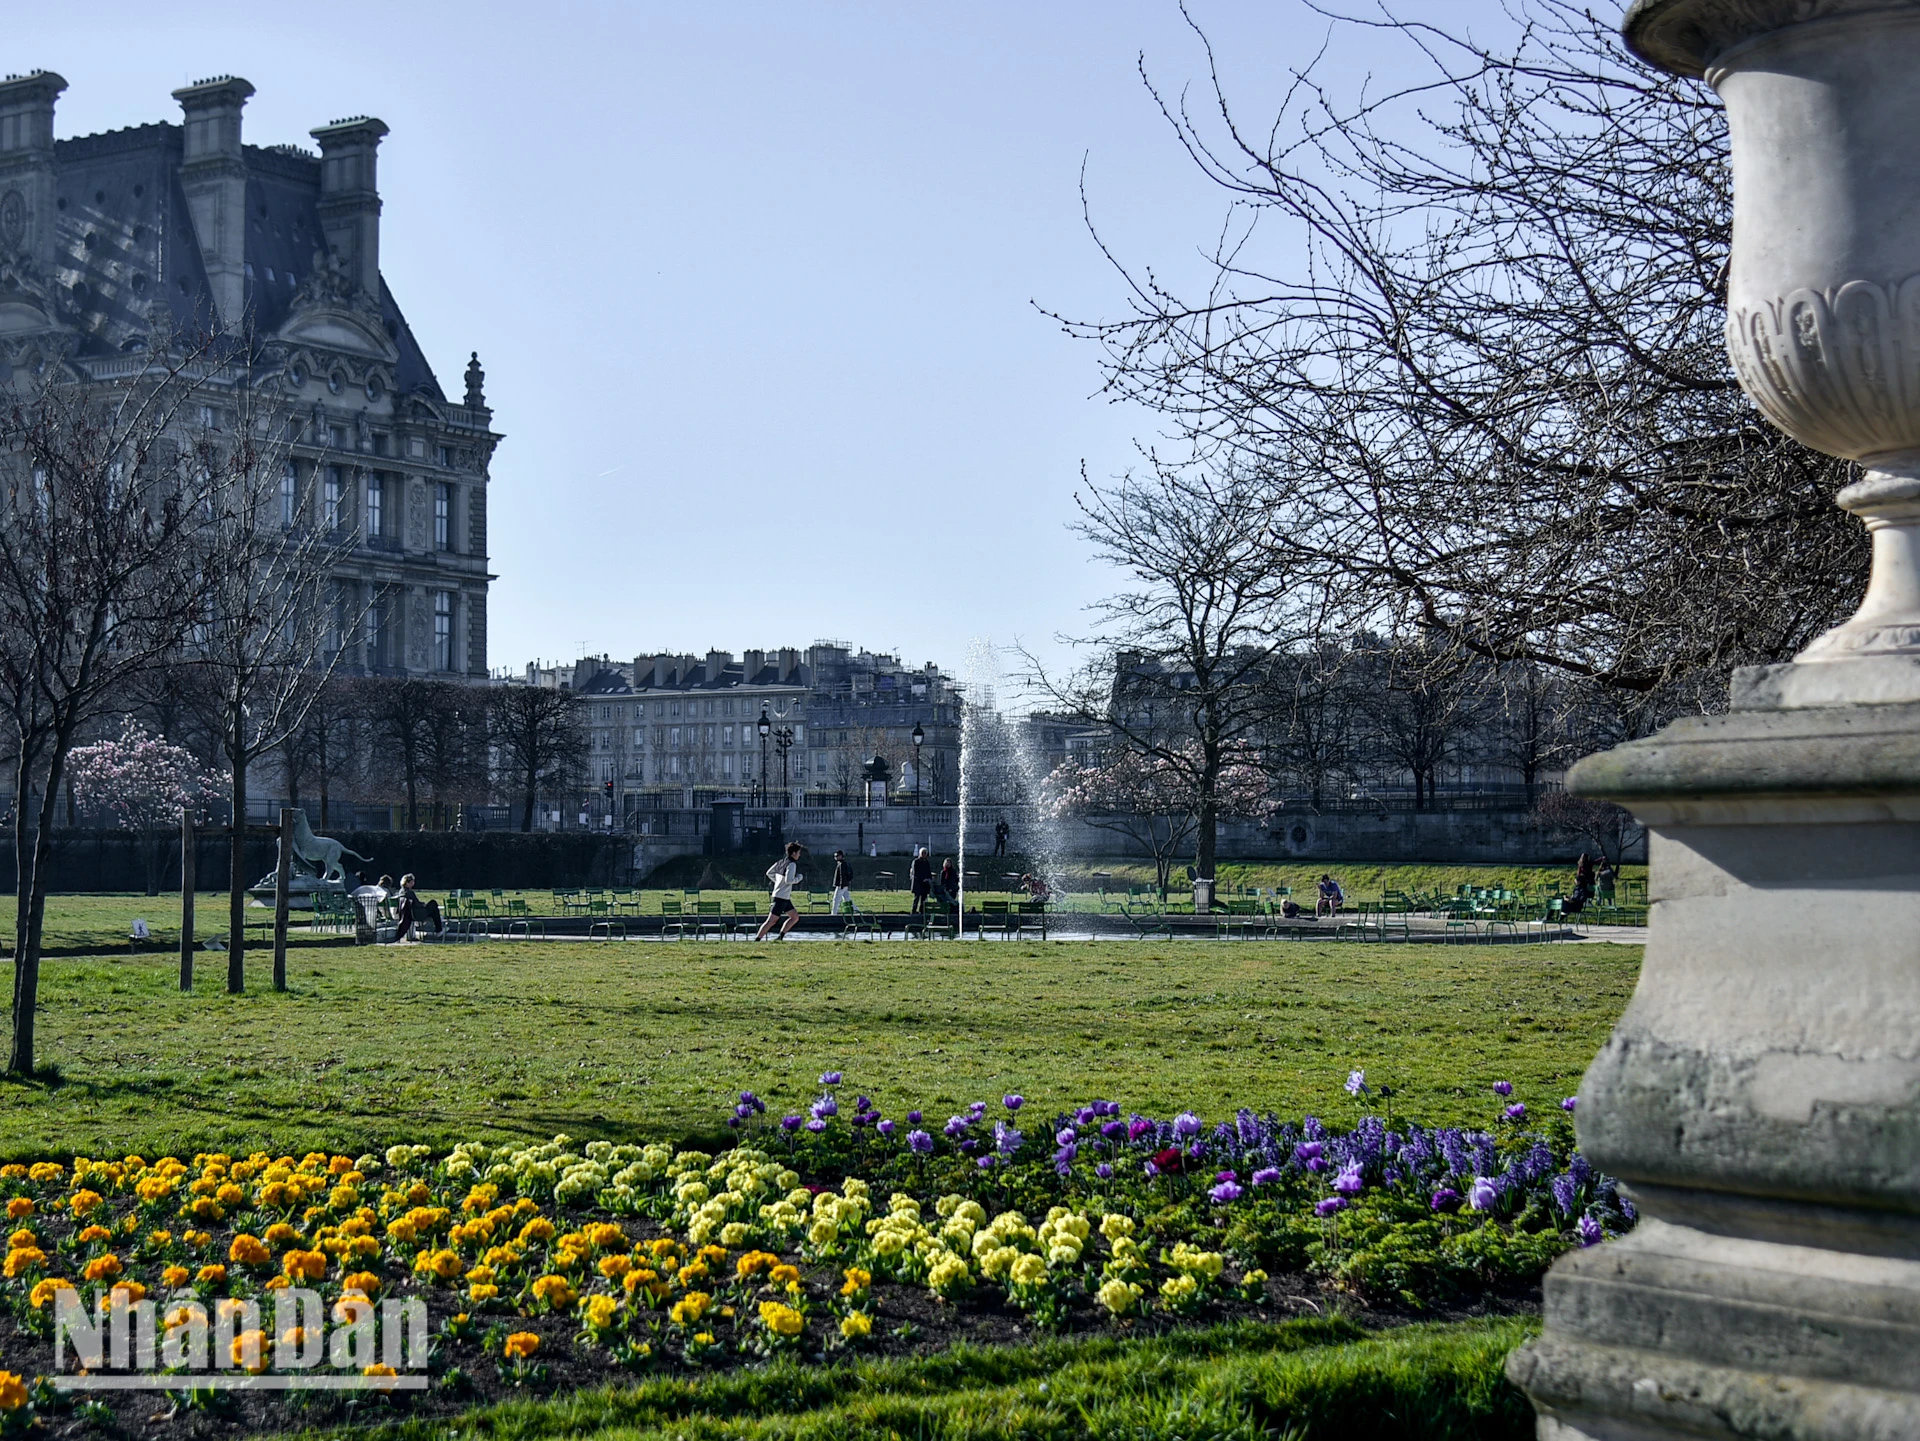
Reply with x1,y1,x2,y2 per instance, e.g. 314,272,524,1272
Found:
9,745,39,1075
521,762,537,832
228,711,247,993
179,809,195,991
1194,741,1222,882
272,807,293,993
11,744,67,1075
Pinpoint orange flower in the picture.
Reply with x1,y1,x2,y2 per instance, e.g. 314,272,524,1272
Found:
501,1331,540,1360
81,1254,122,1283
341,1270,381,1296
228,1234,270,1267
281,1250,327,1283
162,1265,191,1288
5,1198,32,1220
229,1328,270,1374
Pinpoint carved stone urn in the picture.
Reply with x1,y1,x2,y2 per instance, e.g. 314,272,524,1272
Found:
1505,4,1920,1438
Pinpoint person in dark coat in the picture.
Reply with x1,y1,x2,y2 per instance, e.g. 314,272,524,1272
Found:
393,873,442,941
909,847,932,914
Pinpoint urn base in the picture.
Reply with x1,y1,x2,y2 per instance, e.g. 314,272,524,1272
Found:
1508,1219,1920,1440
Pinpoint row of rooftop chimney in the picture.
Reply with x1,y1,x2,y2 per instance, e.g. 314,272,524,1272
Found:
0,70,387,331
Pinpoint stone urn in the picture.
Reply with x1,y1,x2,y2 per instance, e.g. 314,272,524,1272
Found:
1505,4,1920,1438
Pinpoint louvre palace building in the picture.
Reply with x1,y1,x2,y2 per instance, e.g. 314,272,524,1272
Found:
0,70,496,679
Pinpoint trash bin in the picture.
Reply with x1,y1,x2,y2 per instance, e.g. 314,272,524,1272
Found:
1192,877,1214,914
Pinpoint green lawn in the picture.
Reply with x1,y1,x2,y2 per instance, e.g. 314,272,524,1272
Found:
0,934,1639,1160
311,1316,1538,1441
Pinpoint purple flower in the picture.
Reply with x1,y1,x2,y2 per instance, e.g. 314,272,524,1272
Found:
1314,1197,1347,1218
1100,1120,1128,1142
1003,1094,1024,1111
1209,1180,1244,1204
734,1103,755,1120
1094,1163,1113,1180
725,1115,740,1128
1075,1107,1097,1126
1561,1097,1577,1113
780,1115,803,1133
1173,1111,1202,1139
1492,1081,1513,1097
969,1100,988,1115
819,1071,843,1086
1251,1167,1281,1187
739,1090,764,1113
976,1155,997,1170
1505,1103,1528,1121
805,1118,827,1133
906,1129,934,1155
993,1122,1024,1156
1550,1173,1579,1217
1344,1070,1368,1097
1127,1117,1153,1142
854,1094,874,1113
1467,1177,1499,1211
1054,1143,1078,1166
1056,1128,1076,1147
907,1110,923,1124
876,1119,896,1138
1293,1141,1323,1166
1214,1170,1237,1184
1430,1187,1461,1212
1143,1160,1159,1179
1576,1215,1604,1247
811,1096,838,1119
943,1116,971,1139
1332,1163,1364,1197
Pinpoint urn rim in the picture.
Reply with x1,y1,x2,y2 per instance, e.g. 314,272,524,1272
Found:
1623,0,1920,79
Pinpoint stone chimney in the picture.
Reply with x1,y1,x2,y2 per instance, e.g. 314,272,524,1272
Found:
0,71,64,282
309,115,388,298
744,649,765,681
172,75,253,328
778,647,799,680
653,654,677,688
706,649,731,677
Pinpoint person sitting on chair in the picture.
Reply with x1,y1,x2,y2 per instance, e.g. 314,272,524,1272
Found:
1316,874,1344,918
393,873,443,942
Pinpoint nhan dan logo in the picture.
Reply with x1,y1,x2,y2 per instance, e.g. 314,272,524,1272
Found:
54,1286,427,1391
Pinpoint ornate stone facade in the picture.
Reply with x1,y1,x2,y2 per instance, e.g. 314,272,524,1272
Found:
0,70,498,680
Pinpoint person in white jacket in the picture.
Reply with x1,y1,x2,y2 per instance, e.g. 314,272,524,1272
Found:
756,841,805,940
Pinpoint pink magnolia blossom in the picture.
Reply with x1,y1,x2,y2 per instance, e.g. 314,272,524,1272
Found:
68,724,228,834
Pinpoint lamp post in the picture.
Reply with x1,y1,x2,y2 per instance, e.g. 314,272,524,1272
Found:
757,708,770,806
911,722,924,805
772,724,795,805
1505,5,1920,1436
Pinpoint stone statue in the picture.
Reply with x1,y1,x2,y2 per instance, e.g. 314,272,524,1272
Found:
278,811,369,885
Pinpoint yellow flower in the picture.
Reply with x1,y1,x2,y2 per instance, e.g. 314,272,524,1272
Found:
501,1330,540,1361
228,1234,270,1267
646,1237,680,1261
5,1228,35,1251
76,1225,112,1245
840,1267,872,1296
669,1291,712,1326
230,1328,270,1373
413,1249,464,1282
756,1301,805,1338
161,1265,191,1288
147,1230,172,1247
696,1243,729,1269
342,1269,381,1295
468,1283,499,1303
839,1311,872,1341
518,1218,555,1245
282,1249,327,1282
584,1222,625,1251
622,1268,665,1300
194,1263,227,1286
26,1163,63,1184
579,1294,619,1332
0,1371,24,1411
4,1198,31,1219
81,1254,121,1282
675,1260,709,1288
735,1250,780,1279
530,1274,576,1310
263,1222,301,1249
597,1254,631,1280
2,1248,45,1279
28,1278,73,1309
68,1189,103,1214
768,1263,800,1288
183,1230,213,1249
332,1295,373,1325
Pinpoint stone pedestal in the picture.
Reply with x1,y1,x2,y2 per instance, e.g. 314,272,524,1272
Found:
1507,697,1920,1438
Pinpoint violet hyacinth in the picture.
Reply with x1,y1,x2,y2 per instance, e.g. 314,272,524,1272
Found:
907,1111,923,1124
1094,1163,1113,1180
1576,1215,1604,1247
1173,1111,1203,1140
805,1118,827,1133
876,1119,896,1138
780,1115,803,1133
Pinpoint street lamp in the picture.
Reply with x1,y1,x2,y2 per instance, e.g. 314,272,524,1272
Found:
911,722,925,805
773,724,794,802
757,708,770,805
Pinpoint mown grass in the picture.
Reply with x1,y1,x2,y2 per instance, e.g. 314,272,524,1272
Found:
295,1316,1536,1441
0,893,347,956
0,936,1637,1159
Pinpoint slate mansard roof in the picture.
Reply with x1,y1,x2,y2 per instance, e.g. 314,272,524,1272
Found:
40,119,441,398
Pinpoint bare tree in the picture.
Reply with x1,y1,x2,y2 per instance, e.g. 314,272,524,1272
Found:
273,672,356,830
0,357,211,1072
179,377,359,991
1062,1,1864,695
1264,644,1360,809
1356,643,1479,809
1029,462,1306,880
1535,790,1644,870
489,684,586,831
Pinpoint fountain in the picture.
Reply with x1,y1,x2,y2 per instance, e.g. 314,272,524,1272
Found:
956,640,1070,932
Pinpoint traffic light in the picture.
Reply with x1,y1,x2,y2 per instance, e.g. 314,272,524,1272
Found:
603,779,614,799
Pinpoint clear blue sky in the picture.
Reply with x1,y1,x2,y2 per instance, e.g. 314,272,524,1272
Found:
15,1,1520,684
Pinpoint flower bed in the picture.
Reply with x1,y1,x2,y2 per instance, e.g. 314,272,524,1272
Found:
0,1073,1626,1434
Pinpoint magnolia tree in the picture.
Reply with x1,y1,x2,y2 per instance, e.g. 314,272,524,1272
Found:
68,725,226,896
1043,746,1276,900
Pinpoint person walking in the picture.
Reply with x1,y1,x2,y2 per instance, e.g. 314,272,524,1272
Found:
830,849,857,915
756,841,805,940
909,846,932,914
